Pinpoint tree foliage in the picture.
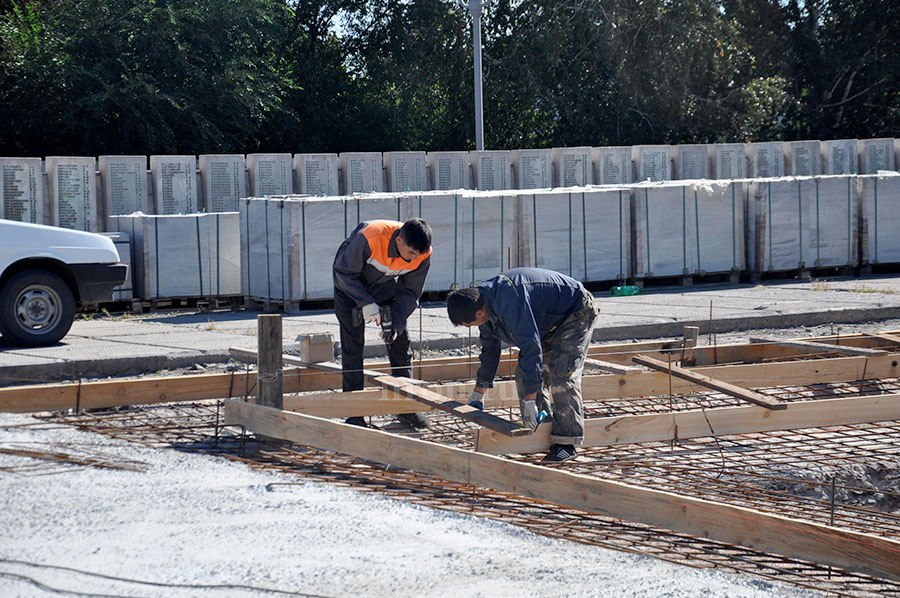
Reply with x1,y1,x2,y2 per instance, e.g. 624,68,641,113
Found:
0,0,897,155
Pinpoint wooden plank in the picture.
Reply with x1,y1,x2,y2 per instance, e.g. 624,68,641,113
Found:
372,374,531,437
231,346,529,436
477,393,900,455
225,399,900,582
5,351,899,416
632,355,787,410
750,336,888,357
864,332,900,346
584,358,640,375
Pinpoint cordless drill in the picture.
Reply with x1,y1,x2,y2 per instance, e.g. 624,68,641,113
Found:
379,304,395,344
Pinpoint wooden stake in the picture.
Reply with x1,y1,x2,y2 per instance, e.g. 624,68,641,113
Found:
257,314,283,410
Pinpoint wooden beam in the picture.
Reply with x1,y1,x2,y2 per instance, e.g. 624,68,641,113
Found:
750,336,888,357
864,332,900,346
632,355,787,410
224,399,900,582
477,392,900,455
4,351,899,416
584,358,640,375
231,346,530,436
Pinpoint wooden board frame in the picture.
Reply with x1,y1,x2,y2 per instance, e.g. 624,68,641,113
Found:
224,399,900,582
3,352,899,415
476,392,900,455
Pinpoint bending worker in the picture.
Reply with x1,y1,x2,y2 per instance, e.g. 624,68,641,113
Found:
333,218,433,429
446,267,599,462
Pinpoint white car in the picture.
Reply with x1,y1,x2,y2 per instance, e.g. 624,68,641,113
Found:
0,219,128,346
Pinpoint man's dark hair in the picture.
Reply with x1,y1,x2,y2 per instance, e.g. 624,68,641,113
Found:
446,287,484,325
399,218,432,253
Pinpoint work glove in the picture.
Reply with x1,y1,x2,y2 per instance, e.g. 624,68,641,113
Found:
521,398,539,429
468,389,485,411
361,303,380,323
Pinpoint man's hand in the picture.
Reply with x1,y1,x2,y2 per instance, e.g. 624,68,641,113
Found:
467,389,485,411
521,398,539,429
362,303,380,323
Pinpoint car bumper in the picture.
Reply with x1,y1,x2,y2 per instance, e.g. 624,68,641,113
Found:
70,263,128,304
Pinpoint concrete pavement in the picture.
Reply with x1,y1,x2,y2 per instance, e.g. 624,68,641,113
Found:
2,275,900,385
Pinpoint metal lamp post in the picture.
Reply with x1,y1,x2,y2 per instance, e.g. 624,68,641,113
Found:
459,0,490,151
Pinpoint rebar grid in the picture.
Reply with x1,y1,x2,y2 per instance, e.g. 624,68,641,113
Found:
39,391,900,598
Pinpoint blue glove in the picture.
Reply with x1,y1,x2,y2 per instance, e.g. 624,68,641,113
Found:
468,389,485,411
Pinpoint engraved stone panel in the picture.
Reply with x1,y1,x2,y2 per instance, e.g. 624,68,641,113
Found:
199,154,246,212
553,147,593,187
46,156,98,231
747,142,784,178
470,151,512,191
99,156,149,222
511,149,552,189
672,145,709,180
592,147,633,185
339,152,384,194
632,145,671,182
823,140,859,175
859,138,895,173
785,140,821,176
150,155,198,215
384,152,427,192
426,151,470,190
0,157,44,224
247,153,292,197
711,144,747,179
295,153,339,196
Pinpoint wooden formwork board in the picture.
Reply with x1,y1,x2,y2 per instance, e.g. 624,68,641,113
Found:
224,399,900,583
3,350,899,415
475,392,900,454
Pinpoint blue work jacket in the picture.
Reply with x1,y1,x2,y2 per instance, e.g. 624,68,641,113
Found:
475,268,588,395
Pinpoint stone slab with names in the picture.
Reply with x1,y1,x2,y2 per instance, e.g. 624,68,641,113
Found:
747,142,784,178
384,152,427,192
150,155,198,215
0,157,44,224
99,156,149,223
823,140,859,175
46,156,98,231
711,144,746,179
511,149,552,189
295,154,339,197
859,138,895,174
247,154,292,197
633,145,671,182
785,140,821,176
673,145,709,180
199,154,246,213
470,151,512,191
592,147,633,185
340,152,384,194
553,147,592,187
426,151,470,190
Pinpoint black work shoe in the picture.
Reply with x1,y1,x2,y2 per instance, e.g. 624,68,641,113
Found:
543,444,576,462
345,416,369,427
396,412,430,429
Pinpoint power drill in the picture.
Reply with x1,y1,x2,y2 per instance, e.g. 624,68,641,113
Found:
379,304,394,344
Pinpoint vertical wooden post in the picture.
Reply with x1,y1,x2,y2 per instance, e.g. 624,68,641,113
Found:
257,314,283,409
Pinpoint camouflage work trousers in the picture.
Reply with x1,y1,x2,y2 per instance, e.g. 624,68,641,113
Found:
515,293,599,445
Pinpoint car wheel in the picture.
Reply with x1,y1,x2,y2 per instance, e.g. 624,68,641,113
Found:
0,270,76,346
